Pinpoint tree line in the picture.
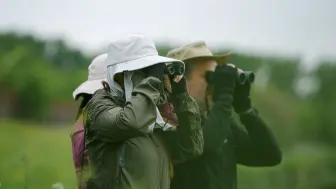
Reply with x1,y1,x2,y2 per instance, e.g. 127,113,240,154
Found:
1,32,336,188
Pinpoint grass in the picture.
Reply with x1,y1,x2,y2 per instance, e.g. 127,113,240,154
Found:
1,120,335,189
0,120,76,189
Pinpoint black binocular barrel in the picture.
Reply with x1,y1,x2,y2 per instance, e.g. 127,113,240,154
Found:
205,70,255,85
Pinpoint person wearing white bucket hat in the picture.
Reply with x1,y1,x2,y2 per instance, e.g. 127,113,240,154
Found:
70,53,107,189
83,35,203,189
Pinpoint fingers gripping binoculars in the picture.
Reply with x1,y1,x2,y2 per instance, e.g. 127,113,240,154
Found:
206,69,255,85
164,62,185,76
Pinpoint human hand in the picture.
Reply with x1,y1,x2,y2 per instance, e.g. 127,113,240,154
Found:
211,64,238,102
233,69,252,113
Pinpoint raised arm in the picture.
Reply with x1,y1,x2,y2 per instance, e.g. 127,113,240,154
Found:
156,76,203,163
84,77,163,143
158,92,203,164
202,65,237,154
232,70,282,166
231,109,282,166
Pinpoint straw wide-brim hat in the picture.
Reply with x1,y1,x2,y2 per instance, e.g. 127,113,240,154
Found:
167,41,231,63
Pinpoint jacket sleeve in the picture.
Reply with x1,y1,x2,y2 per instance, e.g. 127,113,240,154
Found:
232,108,282,166
84,77,162,143
202,92,234,154
157,93,203,164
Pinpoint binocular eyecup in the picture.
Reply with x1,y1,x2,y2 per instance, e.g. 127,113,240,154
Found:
164,62,185,76
206,70,255,85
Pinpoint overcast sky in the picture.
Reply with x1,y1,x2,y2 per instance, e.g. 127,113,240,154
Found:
0,0,335,64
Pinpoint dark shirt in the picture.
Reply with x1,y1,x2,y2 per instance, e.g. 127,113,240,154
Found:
170,91,282,189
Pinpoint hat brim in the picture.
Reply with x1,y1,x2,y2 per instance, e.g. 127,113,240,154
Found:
108,55,184,75
184,52,232,63
72,79,106,100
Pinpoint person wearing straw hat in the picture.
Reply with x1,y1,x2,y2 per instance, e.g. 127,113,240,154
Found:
70,53,107,189
83,35,203,189
167,41,282,189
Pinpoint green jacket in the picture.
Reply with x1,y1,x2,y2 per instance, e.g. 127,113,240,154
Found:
83,77,203,189
170,91,282,189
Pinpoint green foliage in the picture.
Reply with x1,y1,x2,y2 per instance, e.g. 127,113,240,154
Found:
0,32,91,121
1,32,336,188
301,63,336,146
0,121,76,189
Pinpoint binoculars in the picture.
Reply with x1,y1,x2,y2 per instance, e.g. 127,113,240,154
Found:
164,62,185,76
237,70,255,85
206,69,255,85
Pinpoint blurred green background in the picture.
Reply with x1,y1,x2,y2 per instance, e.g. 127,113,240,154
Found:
0,32,336,189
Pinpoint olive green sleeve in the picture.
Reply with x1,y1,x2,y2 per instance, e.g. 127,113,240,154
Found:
84,77,162,143
158,92,204,164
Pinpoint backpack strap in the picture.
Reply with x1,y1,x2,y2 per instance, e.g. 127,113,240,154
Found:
78,129,86,189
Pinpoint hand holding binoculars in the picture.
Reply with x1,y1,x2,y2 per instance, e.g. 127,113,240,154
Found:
206,66,255,85
164,62,185,77
163,62,254,85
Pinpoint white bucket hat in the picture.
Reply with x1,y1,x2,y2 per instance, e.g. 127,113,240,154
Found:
106,35,184,131
105,34,184,79
72,53,107,100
